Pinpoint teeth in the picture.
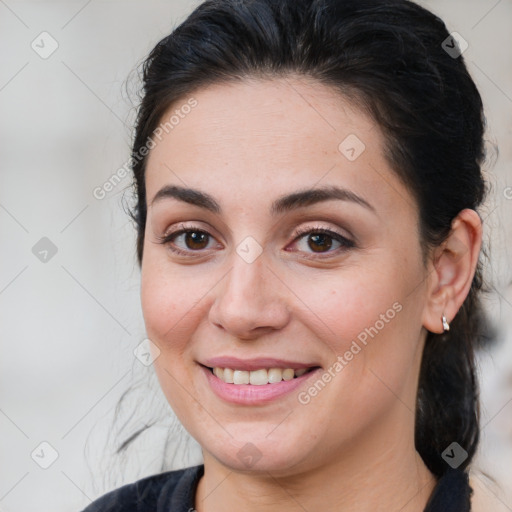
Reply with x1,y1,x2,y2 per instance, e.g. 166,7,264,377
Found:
282,368,294,381
249,369,268,385
233,370,250,385
212,366,312,385
223,368,234,383
268,368,283,383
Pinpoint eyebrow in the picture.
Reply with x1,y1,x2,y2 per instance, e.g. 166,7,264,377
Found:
150,184,376,215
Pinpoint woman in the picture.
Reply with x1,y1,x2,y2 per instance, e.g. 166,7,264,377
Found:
82,0,491,510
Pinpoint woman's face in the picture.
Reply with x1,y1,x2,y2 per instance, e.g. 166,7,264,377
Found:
141,77,432,475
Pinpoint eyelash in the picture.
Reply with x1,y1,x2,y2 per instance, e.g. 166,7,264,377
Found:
156,223,355,259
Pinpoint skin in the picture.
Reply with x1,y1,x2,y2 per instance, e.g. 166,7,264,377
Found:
140,76,482,512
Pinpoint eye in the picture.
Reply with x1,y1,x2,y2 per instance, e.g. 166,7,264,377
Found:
156,223,218,257
288,225,355,258
156,223,355,259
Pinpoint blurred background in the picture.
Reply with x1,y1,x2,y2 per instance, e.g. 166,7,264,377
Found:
0,1,511,510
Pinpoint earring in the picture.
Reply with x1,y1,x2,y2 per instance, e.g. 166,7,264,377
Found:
442,315,450,332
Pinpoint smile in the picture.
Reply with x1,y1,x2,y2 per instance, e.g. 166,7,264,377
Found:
210,366,315,385
200,364,322,405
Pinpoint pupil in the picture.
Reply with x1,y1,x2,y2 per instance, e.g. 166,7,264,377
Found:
187,231,207,249
309,233,332,252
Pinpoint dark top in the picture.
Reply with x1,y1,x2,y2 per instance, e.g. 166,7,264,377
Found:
80,464,472,511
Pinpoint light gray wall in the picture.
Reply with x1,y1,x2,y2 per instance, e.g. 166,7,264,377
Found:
1,1,511,511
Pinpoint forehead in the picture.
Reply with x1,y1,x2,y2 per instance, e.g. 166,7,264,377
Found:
145,77,413,218
148,76,373,161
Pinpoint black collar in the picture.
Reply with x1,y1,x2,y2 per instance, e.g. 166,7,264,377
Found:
156,465,471,512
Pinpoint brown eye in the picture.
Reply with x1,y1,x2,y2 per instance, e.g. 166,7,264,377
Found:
157,224,218,256
290,225,355,258
306,232,334,253
181,230,210,250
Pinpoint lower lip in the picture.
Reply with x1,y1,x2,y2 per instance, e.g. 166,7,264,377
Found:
200,365,321,405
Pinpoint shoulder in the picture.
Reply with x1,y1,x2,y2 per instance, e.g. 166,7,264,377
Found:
79,464,204,512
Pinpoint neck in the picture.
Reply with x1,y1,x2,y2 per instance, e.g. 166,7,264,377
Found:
194,414,437,512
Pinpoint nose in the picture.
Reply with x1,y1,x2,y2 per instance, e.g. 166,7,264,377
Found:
208,253,291,341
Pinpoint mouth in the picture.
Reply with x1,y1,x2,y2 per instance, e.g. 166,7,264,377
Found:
199,363,323,405
203,365,321,385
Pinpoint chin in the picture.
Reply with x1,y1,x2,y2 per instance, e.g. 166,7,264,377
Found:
203,431,313,475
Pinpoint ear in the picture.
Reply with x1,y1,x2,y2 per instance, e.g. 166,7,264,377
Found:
422,208,483,334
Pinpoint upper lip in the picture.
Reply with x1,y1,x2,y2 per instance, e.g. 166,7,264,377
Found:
200,356,320,371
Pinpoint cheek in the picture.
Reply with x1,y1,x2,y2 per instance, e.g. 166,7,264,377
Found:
140,247,221,360
140,256,207,416
288,262,406,347
290,256,425,394
140,254,197,349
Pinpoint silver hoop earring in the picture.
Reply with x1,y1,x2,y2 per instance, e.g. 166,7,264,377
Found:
442,315,450,332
